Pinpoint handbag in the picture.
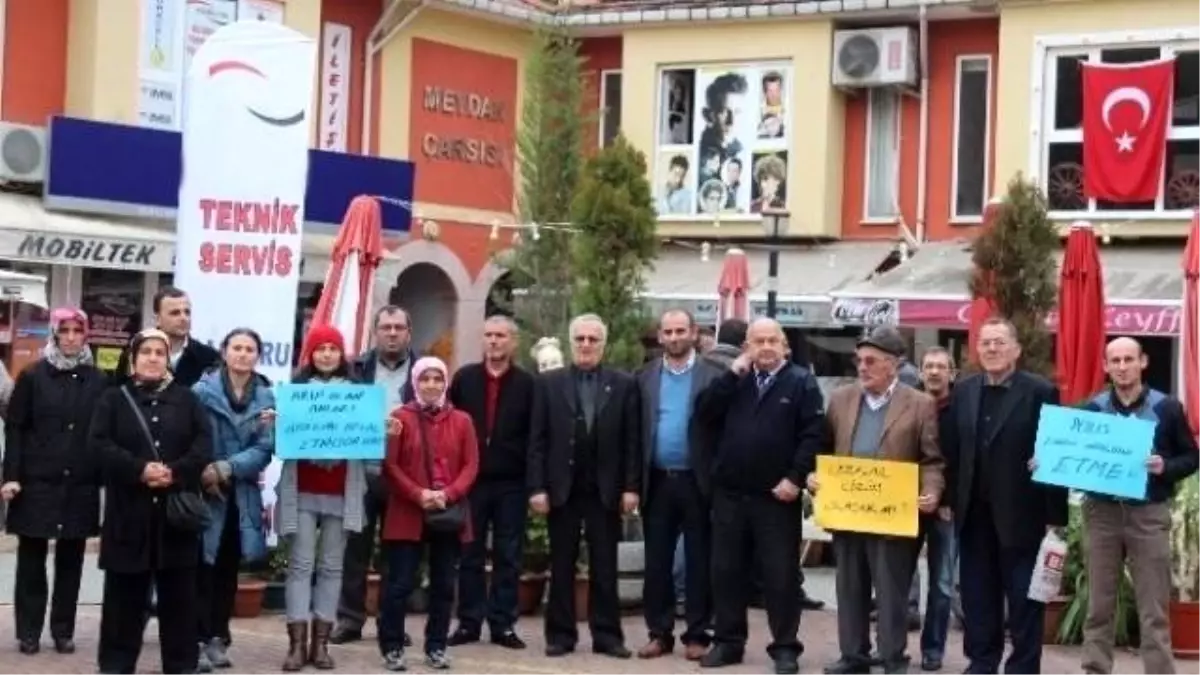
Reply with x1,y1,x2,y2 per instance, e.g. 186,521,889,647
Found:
416,412,466,533
120,386,211,533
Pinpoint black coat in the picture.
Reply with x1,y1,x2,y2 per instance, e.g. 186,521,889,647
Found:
112,337,220,388
2,359,108,539
943,370,1069,550
89,381,213,573
527,367,642,510
448,362,535,484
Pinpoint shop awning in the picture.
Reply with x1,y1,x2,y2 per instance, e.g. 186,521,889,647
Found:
0,269,48,308
644,241,898,326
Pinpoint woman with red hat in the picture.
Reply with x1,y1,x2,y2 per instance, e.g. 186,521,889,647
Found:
273,324,371,672
1,307,107,656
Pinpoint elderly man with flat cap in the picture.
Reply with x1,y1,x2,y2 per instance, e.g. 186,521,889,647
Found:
809,326,944,675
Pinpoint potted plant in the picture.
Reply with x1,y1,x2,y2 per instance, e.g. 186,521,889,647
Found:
1170,475,1199,660
261,541,290,613
234,564,268,619
519,512,550,615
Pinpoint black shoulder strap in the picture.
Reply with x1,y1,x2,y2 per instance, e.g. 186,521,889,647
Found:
120,385,162,461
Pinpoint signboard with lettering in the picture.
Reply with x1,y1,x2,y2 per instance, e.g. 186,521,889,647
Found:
830,298,899,327
813,455,919,537
1032,404,1155,500
275,383,387,460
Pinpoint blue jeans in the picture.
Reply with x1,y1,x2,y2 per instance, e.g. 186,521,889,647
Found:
456,481,526,635
672,535,685,602
379,533,460,655
914,516,958,661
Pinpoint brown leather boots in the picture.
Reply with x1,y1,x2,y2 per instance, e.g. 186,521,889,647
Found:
282,620,335,671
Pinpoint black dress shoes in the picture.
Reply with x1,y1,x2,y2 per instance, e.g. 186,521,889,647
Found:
54,638,76,654
592,643,632,659
700,645,745,668
447,627,480,646
824,657,871,674
18,638,39,655
544,643,575,657
491,631,526,649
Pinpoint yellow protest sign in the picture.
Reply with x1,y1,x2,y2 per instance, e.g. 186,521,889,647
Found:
814,455,919,538
95,347,122,373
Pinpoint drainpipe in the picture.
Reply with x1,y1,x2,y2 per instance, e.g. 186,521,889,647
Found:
914,1,931,243
362,0,432,154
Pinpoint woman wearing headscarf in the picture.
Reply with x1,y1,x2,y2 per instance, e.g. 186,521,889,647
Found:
273,324,369,671
1,307,106,656
378,356,478,672
89,328,213,674
190,328,275,672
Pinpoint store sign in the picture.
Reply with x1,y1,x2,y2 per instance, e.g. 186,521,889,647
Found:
318,23,352,152
642,296,824,327
420,86,508,167
3,232,170,271
830,298,899,326
44,115,414,232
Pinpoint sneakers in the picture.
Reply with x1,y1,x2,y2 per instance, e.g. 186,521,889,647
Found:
383,649,407,672
197,643,214,673
204,637,232,668
426,650,451,670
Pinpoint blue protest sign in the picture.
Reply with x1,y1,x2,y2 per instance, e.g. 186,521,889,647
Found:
1032,404,1156,500
275,384,387,460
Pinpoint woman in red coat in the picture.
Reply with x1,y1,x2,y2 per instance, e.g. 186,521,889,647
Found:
378,356,479,671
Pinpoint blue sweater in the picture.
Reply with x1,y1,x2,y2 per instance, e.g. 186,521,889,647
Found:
654,368,693,470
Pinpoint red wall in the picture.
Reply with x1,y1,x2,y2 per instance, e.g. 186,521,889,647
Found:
580,37,622,153
840,18,999,241
2,0,69,125
318,0,383,154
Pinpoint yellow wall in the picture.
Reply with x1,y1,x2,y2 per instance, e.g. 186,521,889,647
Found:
995,0,1198,236
376,8,530,226
621,20,844,239
64,0,321,137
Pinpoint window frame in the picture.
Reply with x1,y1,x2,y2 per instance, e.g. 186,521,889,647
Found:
1030,26,1200,220
862,87,903,223
950,54,993,223
598,69,622,149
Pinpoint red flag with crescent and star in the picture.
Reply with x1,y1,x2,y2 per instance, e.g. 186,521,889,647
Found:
1081,58,1175,202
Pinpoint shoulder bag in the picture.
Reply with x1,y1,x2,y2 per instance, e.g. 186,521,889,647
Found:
416,412,466,533
120,386,211,533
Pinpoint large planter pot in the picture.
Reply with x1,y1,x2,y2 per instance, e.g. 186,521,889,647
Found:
1171,600,1199,659
365,573,382,617
1043,596,1070,645
518,573,547,615
233,578,267,619
262,580,287,613
573,575,589,621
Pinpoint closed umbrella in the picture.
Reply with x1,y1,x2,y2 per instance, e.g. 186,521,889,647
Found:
717,248,751,324
1056,221,1107,405
306,195,384,361
1182,212,1199,437
967,198,1003,365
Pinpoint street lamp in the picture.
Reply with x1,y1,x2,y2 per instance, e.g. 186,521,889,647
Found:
763,210,790,319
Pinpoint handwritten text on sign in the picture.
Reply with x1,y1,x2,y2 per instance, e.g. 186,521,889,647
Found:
276,384,386,460
1032,404,1155,500
814,456,919,537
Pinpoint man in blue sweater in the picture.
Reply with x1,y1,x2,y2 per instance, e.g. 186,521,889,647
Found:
696,318,826,674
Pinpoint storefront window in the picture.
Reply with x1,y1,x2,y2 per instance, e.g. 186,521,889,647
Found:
82,268,144,373
0,262,52,375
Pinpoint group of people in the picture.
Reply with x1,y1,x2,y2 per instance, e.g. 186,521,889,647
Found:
0,286,1196,675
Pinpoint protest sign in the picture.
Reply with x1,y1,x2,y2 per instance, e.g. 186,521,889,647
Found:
275,383,387,460
1032,404,1155,500
814,455,919,537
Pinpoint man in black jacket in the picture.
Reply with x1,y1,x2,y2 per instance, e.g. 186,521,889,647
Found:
1077,337,1198,675
942,317,1068,674
114,286,219,386
528,313,641,659
696,318,825,675
447,315,535,650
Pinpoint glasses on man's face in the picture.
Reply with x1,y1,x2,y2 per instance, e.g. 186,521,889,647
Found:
574,335,601,345
852,356,884,368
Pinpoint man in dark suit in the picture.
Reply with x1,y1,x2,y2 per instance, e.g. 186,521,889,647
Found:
635,309,723,662
528,313,641,659
943,317,1068,674
696,318,825,674
447,315,535,649
114,286,219,386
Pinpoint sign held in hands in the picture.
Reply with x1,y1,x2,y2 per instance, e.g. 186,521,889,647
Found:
275,384,387,460
813,456,919,537
1032,404,1154,500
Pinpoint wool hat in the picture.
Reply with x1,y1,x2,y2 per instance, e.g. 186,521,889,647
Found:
303,323,346,364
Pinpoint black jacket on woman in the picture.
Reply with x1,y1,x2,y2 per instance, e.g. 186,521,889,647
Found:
88,381,213,574
3,360,108,539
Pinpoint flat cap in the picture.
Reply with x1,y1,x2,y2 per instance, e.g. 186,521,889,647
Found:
856,325,907,358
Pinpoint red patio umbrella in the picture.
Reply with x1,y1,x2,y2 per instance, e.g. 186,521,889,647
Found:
717,248,751,324
306,195,384,362
1056,221,1107,405
1182,212,1199,437
966,197,1003,365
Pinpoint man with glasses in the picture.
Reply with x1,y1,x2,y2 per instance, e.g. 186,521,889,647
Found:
330,306,419,646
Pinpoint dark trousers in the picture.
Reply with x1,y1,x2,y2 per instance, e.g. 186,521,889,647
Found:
378,533,460,655
710,489,802,658
456,480,526,636
960,503,1043,674
14,536,87,642
834,533,917,667
912,516,958,661
99,567,198,674
197,499,241,643
545,488,623,649
337,477,387,631
643,469,711,647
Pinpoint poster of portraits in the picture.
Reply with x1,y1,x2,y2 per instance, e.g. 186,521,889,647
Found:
653,63,790,218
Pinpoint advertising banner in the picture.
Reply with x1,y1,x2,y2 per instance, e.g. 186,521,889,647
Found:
173,20,316,384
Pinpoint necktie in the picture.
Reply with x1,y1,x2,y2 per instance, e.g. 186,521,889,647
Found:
756,370,771,396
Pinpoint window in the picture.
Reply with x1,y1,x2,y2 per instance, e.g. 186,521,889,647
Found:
599,70,622,148
864,88,901,221
1039,34,1199,216
952,56,992,220
81,268,144,373
653,63,792,218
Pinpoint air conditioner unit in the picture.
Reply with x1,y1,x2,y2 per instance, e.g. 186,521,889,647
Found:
0,122,47,183
832,27,918,88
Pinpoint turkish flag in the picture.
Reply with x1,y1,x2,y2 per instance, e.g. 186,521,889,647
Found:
1081,58,1174,202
